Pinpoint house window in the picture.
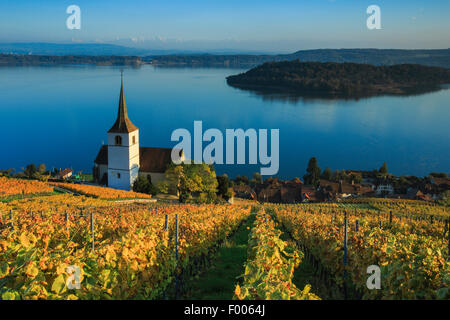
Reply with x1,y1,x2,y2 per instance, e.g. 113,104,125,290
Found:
117,173,121,179
132,136,136,145
115,136,122,145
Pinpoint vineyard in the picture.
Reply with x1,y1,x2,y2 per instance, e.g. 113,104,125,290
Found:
0,192,250,299
271,203,450,299
49,182,152,200
234,208,319,300
0,190,449,300
0,177,53,197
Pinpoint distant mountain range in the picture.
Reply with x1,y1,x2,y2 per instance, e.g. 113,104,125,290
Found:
0,43,449,69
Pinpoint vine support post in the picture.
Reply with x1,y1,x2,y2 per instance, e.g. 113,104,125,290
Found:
164,214,169,231
355,219,359,232
448,219,450,259
90,211,95,251
389,211,392,225
343,214,348,300
175,213,180,299
9,210,13,231
175,214,179,260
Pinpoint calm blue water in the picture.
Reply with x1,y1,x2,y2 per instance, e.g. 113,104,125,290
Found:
1,65,449,179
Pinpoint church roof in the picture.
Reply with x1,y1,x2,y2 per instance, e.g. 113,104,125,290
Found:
94,145,108,165
94,145,184,174
140,147,178,173
108,77,138,134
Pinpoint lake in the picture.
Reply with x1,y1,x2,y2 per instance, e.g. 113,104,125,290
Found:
1,65,449,179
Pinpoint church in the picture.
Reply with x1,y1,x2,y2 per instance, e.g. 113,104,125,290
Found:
93,76,184,190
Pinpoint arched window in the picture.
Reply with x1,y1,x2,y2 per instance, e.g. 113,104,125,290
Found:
132,136,136,145
115,136,122,146
117,173,121,179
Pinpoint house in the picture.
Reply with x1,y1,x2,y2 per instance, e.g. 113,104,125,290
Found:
93,75,184,190
58,168,73,180
232,184,257,200
301,185,321,202
318,179,373,200
258,187,281,203
318,180,340,199
374,178,395,196
431,177,450,190
375,184,394,196
406,188,434,201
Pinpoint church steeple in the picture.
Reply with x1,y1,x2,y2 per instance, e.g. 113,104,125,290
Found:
108,73,138,133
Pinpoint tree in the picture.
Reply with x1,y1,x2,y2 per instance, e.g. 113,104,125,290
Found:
24,164,37,178
303,157,321,187
379,162,388,175
217,174,232,200
133,175,151,194
349,173,362,184
322,167,332,181
429,172,448,178
438,190,450,206
252,172,262,184
37,164,46,174
164,163,218,203
235,175,249,186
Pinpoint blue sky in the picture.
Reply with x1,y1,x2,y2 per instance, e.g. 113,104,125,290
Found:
0,0,449,52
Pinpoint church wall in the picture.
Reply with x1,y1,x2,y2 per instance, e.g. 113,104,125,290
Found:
139,171,166,185
130,166,139,187
108,169,132,190
98,164,108,184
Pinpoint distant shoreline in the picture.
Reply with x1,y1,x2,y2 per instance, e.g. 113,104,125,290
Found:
0,54,144,67
1,48,450,68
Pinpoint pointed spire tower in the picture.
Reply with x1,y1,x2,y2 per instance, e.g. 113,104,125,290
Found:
107,72,140,190
108,72,138,133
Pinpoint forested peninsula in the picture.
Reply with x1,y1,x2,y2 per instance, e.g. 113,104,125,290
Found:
226,61,450,98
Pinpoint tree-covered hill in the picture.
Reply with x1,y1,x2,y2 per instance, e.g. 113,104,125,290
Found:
226,60,450,98
148,49,450,69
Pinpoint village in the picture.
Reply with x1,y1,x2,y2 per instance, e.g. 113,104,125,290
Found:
232,169,450,204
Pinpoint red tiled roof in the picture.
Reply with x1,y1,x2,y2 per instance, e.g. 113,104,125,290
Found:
59,168,73,177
